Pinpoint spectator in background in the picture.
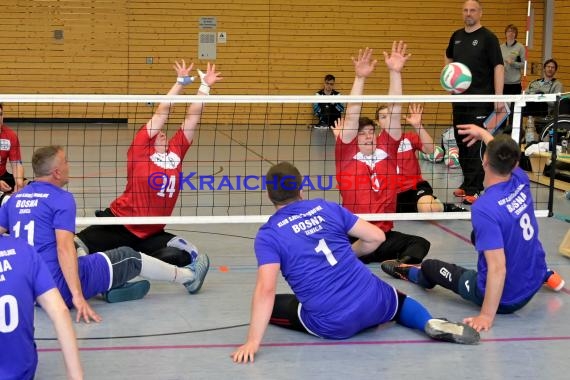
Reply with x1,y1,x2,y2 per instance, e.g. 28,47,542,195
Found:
501,24,525,96
313,74,344,128
525,59,564,116
501,24,525,132
0,104,26,196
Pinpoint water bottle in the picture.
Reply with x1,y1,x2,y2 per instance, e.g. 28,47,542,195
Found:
525,116,537,144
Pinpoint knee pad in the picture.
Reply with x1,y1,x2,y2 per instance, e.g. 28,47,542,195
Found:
167,236,199,261
151,246,190,267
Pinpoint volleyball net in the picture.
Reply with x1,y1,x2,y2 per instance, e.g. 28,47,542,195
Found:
1,93,565,225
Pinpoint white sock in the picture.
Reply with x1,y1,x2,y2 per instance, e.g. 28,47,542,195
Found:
140,253,195,284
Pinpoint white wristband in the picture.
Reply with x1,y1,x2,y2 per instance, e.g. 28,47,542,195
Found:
199,84,210,94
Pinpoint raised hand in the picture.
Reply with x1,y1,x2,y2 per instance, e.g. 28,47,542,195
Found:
384,40,411,73
173,60,194,78
406,104,424,129
200,62,223,87
330,117,346,139
352,48,378,79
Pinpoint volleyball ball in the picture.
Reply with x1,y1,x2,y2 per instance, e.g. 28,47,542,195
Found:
440,62,472,94
445,147,460,168
419,145,445,163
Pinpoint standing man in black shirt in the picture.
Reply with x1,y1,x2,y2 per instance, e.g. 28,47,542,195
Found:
446,0,504,205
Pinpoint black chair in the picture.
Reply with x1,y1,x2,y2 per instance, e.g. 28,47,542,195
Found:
521,101,548,117
559,97,570,115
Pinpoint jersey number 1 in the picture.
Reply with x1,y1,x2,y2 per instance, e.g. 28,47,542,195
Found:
315,239,338,266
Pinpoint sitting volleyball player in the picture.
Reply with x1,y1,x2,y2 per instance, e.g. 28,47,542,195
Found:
382,126,565,332
393,103,466,213
75,60,222,271
0,146,209,323
231,162,479,363
333,43,430,265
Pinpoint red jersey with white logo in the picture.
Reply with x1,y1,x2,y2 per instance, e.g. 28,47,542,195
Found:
0,125,22,175
111,126,191,238
335,129,399,232
396,132,424,192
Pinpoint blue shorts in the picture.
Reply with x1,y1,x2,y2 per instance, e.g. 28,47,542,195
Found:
53,252,111,308
300,277,398,340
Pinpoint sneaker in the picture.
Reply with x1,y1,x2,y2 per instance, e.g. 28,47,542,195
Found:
545,270,565,292
424,319,480,345
104,280,151,303
453,188,466,197
463,193,479,205
184,253,210,294
380,260,419,281
443,203,469,212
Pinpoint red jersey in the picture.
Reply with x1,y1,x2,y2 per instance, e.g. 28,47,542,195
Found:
335,130,399,232
111,126,191,238
396,132,424,192
0,125,22,175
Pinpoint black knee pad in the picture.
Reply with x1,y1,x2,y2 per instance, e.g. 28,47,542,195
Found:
421,259,467,292
151,246,190,267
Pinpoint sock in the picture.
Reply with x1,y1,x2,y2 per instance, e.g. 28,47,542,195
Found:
396,296,433,331
544,269,554,282
408,266,420,283
140,253,195,284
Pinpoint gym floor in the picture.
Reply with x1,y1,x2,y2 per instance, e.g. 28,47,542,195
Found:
23,123,570,379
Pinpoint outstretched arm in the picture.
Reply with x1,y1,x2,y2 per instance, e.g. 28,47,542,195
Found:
181,63,223,143
406,104,435,154
457,123,494,147
145,60,194,139
336,48,378,144
383,41,411,141
37,288,84,380
231,263,279,363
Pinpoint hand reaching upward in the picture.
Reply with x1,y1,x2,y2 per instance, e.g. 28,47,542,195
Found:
352,48,378,79
384,40,411,73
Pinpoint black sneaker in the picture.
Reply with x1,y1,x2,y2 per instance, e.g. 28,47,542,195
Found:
380,260,418,281
424,319,480,345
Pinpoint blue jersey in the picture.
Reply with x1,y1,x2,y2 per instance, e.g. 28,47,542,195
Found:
0,181,110,307
472,167,547,305
0,236,56,380
255,199,398,339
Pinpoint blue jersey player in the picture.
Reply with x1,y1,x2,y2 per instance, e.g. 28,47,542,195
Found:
231,162,480,364
382,126,565,332
0,235,83,380
0,145,209,323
